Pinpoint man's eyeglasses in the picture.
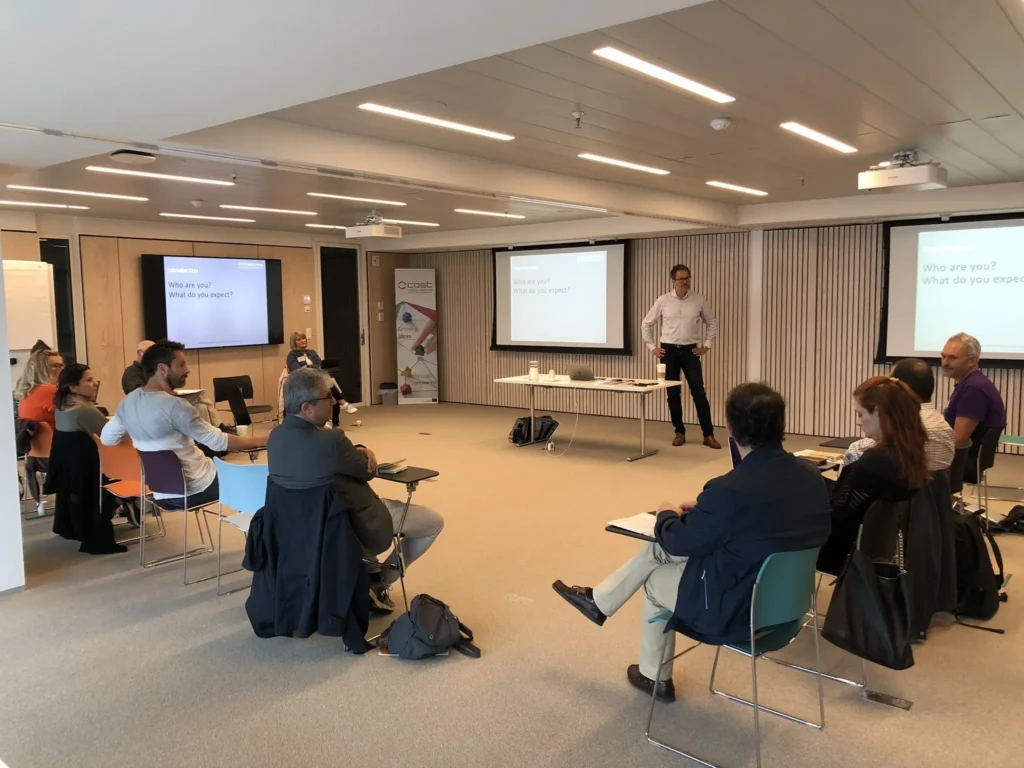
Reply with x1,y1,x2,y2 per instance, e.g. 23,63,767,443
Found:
306,395,335,405
672,276,691,283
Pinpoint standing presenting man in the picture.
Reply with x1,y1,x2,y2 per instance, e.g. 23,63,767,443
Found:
642,264,720,449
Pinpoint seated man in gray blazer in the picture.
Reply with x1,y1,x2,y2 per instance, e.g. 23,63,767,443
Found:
268,367,444,613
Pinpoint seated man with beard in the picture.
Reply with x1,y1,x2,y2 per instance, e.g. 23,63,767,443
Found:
101,340,265,509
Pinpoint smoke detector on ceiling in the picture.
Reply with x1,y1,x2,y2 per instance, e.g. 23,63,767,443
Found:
709,117,732,131
109,149,156,165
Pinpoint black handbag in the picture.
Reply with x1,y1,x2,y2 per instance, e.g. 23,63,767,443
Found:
822,509,915,671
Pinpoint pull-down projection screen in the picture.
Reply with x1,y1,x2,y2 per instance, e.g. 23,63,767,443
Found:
491,242,629,355
880,216,1024,364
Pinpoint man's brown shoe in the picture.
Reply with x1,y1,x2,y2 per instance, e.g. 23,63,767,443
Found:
672,433,686,447
703,435,722,450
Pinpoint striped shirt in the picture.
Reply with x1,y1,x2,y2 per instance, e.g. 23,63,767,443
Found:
843,404,955,472
641,290,718,350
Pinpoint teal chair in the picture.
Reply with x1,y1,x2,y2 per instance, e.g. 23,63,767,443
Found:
212,458,269,596
645,547,825,768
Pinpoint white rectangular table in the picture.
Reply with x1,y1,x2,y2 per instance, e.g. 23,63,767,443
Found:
494,374,681,461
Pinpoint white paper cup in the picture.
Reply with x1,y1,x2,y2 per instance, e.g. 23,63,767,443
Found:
656,363,666,381
236,424,250,436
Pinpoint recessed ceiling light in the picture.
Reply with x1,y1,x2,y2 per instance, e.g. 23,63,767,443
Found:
508,196,608,212
779,122,857,154
305,223,345,229
160,213,255,223
220,205,316,216
577,153,670,176
358,103,515,141
380,218,440,227
307,192,407,206
0,200,89,210
454,208,526,219
86,165,235,185
6,184,148,201
593,47,735,104
705,181,768,197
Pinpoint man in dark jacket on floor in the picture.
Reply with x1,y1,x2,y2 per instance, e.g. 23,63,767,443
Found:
553,383,831,702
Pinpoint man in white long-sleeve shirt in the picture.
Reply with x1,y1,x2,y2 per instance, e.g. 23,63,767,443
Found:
101,340,265,508
641,264,721,449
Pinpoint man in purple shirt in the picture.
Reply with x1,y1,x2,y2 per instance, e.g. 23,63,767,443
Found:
941,333,1006,453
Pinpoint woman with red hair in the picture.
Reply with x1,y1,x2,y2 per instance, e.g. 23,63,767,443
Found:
817,376,929,574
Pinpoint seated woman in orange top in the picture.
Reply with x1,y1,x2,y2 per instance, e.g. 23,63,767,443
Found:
16,349,64,425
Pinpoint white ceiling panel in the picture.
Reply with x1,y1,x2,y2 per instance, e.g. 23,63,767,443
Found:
911,0,1024,117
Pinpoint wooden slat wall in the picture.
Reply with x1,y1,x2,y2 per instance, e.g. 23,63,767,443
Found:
79,236,317,416
762,223,1024,449
407,232,749,426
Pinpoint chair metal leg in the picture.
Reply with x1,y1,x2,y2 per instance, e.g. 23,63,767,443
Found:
645,638,712,766
751,632,762,768
214,507,251,597
183,504,217,586
392,483,416,612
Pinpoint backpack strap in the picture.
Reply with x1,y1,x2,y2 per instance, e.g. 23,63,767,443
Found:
975,511,1006,588
452,622,481,658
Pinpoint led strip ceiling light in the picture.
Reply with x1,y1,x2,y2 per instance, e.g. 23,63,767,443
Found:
593,47,735,104
358,103,515,141
307,192,407,206
779,122,857,154
578,153,670,176
0,200,88,209
307,219,441,229
86,166,235,185
508,196,608,213
160,213,255,223
380,218,440,227
6,184,148,201
220,205,316,216
706,180,768,196
454,208,526,219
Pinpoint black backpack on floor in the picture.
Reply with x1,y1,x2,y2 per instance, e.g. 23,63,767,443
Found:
509,415,558,445
952,511,1007,632
381,594,481,660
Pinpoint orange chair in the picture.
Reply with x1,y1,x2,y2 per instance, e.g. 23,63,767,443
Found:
26,422,53,515
92,435,166,547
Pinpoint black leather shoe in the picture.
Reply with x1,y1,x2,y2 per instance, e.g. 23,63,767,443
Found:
552,580,606,626
627,664,675,702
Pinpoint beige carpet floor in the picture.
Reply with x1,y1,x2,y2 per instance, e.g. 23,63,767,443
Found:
1,403,1022,768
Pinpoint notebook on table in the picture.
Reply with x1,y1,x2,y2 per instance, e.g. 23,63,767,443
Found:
605,511,658,542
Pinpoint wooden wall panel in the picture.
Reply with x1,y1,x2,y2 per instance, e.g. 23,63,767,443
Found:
0,231,40,261
406,232,749,426
117,237,193,371
761,223,1023,450
259,244,318,416
367,251,410,403
190,243,265,409
80,237,125,413
79,236,316,419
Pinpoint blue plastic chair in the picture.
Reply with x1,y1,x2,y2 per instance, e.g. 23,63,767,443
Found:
212,458,269,596
645,547,825,768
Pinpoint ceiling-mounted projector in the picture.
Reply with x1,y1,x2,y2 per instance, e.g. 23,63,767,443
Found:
344,211,402,239
858,150,947,192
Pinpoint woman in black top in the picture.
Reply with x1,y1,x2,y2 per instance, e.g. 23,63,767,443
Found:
817,376,929,574
286,331,357,424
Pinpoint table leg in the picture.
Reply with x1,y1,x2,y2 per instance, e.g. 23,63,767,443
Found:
514,384,547,448
628,391,659,462
393,481,417,612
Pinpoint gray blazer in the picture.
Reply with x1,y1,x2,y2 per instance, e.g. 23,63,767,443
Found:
267,414,393,554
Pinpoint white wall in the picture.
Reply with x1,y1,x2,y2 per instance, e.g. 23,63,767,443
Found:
0,236,26,594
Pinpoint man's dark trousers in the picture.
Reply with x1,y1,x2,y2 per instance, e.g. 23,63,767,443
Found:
663,343,713,437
